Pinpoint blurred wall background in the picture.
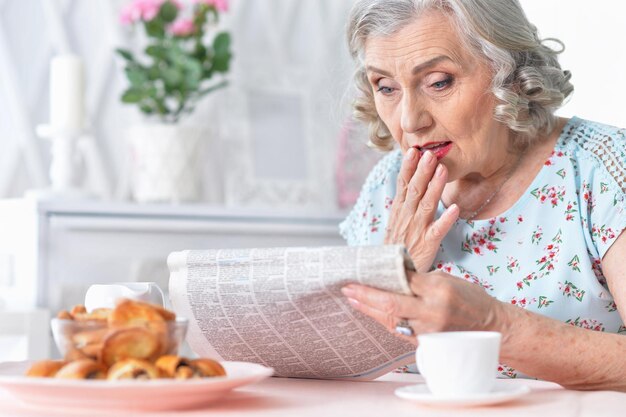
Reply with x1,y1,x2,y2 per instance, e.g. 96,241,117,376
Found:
0,0,624,208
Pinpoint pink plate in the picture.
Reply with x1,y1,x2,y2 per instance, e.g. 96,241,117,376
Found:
0,360,273,412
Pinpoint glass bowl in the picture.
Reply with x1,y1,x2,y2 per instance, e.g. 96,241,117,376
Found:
50,317,188,362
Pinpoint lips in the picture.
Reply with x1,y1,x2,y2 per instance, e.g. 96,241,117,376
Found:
414,141,453,160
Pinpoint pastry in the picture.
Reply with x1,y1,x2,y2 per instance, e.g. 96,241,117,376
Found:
70,305,87,317
155,355,226,379
107,358,160,380
108,298,165,328
190,358,226,377
108,299,172,356
26,360,67,377
55,359,107,380
58,327,109,361
129,299,176,321
100,327,161,367
56,310,73,320
72,307,111,322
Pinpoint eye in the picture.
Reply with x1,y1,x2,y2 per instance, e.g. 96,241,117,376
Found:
430,76,453,91
376,85,395,95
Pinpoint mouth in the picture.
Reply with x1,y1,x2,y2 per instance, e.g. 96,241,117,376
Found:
415,141,453,159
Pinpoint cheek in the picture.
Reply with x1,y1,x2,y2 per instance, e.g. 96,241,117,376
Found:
374,98,402,137
444,92,496,142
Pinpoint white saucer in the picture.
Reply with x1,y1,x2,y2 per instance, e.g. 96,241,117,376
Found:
395,381,530,407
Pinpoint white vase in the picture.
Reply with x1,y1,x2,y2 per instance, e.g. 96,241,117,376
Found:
127,124,205,203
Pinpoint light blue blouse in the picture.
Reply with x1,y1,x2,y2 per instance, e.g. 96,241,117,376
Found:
340,117,626,377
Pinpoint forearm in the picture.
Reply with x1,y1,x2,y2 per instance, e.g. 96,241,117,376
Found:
495,302,626,391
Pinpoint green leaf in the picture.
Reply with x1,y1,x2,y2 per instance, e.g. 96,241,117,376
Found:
121,88,143,103
125,66,148,87
159,1,178,23
211,53,231,73
213,32,231,55
212,32,232,72
145,19,165,38
182,60,202,89
166,45,187,67
146,45,168,60
162,67,183,88
116,48,135,61
139,103,155,114
193,44,207,61
147,66,161,80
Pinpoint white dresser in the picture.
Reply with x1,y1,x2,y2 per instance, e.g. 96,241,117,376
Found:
0,198,346,316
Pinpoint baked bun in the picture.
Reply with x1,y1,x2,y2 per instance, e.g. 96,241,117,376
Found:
71,328,108,360
155,355,225,379
70,305,87,317
55,359,107,380
108,299,165,328
190,358,226,377
26,360,67,377
100,327,161,367
57,310,73,320
107,358,160,380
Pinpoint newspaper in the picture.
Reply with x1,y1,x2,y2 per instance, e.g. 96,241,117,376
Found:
168,245,417,380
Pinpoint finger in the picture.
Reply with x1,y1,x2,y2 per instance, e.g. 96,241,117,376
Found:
386,148,420,242
405,203,459,273
344,296,418,344
394,148,420,206
397,151,438,232
426,202,460,245
414,162,448,227
341,284,422,323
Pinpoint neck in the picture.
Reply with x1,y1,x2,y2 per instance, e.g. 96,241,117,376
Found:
443,134,528,221
442,118,568,221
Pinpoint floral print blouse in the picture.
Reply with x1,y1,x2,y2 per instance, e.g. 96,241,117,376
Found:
340,117,626,378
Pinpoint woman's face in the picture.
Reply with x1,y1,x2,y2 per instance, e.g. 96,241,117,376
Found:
364,11,511,181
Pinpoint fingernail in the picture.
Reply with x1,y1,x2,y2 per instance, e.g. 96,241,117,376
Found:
423,151,433,164
436,164,445,177
405,148,416,161
341,286,356,298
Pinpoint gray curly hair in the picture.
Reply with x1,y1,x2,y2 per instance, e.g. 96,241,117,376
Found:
347,0,574,151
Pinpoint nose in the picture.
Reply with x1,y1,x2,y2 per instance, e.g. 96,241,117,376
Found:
400,91,433,134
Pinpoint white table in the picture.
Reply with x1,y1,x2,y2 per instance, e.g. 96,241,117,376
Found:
1,373,625,416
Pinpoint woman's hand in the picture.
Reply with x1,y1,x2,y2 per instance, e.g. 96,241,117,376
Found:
385,149,459,272
341,270,503,343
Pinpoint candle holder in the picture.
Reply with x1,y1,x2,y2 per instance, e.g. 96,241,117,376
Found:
25,124,92,200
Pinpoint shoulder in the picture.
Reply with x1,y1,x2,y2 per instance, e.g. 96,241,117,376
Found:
558,117,626,258
558,117,625,196
339,149,402,246
558,117,626,170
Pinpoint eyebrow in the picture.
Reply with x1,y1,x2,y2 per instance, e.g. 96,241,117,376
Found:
366,55,455,77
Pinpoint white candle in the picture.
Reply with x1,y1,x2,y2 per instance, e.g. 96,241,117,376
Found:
50,54,84,133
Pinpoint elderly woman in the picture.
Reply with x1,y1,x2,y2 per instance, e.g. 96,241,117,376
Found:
339,0,626,391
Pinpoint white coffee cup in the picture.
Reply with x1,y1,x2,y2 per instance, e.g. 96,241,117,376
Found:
416,331,501,397
84,282,165,312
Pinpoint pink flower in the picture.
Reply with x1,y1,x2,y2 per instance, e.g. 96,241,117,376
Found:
169,18,196,36
120,0,164,24
194,0,229,12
